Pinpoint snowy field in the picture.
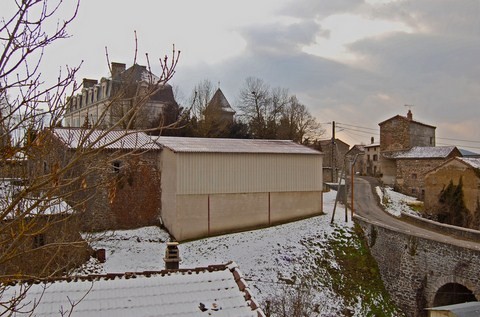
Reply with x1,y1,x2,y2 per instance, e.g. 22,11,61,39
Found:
78,187,411,315
78,190,355,314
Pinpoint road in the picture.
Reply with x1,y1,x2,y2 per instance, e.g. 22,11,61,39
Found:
352,176,480,251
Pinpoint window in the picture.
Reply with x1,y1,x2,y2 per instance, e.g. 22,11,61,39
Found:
430,137,434,145
43,161,48,174
112,161,121,173
412,173,417,179
33,234,46,248
412,188,417,194
373,154,378,161
367,155,370,161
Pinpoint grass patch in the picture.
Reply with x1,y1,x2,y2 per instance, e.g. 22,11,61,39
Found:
299,224,405,317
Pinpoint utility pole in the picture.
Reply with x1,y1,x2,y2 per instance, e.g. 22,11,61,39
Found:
331,121,335,183
350,154,360,220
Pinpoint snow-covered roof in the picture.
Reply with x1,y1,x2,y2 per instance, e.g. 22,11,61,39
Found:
2,262,264,317
425,301,480,314
458,157,480,170
152,136,321,154
364,143,380,148
51,128,160,150
0,181,72,219
390,146,458,159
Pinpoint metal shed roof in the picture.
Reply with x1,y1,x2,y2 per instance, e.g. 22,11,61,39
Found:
51,128,160,150
152,136,321,154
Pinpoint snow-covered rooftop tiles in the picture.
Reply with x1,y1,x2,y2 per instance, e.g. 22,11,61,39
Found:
1,262,263,317
458,157,480,170
391,146,457,159
152,136,321,154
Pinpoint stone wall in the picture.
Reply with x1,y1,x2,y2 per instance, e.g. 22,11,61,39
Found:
396,158,447,199
380,117,411,152
355,215,480,317
29,132,162,232
424,160,480,217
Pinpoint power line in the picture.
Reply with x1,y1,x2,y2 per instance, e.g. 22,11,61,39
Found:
335,122,378,132
437,136,480,144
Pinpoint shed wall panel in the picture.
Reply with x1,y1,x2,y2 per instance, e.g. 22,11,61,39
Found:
175,153,322,194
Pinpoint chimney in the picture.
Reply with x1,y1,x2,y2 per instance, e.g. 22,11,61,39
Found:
407,109,413,121
164,242,181,270
82,78,98,88
371,137,374,144
111,62,126,78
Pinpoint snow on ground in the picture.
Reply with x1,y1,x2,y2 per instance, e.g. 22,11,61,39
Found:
74,186,416,315
77,189,354,315
376,186,422,217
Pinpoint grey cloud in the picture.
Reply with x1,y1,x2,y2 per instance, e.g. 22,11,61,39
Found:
280,0,364,19
240,21,323,54
360,0,480,37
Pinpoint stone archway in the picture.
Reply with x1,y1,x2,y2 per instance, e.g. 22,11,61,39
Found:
433,283,476,307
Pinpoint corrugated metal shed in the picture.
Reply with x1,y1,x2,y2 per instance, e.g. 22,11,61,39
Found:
1,262,264,317
51,128,160,150
152,136,321,154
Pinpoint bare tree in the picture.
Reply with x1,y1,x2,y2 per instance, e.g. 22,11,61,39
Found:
277,95,324,144
262,282,321,317
237,77,324,142
0,0,180,314
237,77,271,138
189,79,214,121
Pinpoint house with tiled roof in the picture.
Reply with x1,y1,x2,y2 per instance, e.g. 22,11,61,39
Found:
345,144,365,176
1,261,265,317
391,146,462,198
424,157,480,228
379,110,436,185
63,62,179,131
378,110,462,198
317,138,349,183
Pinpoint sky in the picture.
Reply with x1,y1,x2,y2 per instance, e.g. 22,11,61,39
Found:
6,0,480,150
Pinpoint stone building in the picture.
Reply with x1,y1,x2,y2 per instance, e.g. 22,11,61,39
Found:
345,144,365,176
29,128,162,231
424,157,480,222
204,88,235,124
364,138,382,177
201,88,236,137
318,138,349,183
1,213,91,280
63,62,178,131
379,110,437,186
390,146,462,199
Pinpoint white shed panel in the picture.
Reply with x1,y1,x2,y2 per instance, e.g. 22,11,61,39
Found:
176,152,322,195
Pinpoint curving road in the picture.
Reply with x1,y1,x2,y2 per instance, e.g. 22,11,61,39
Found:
352,176,480,251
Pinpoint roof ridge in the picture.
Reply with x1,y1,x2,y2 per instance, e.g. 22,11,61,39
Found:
4,263,233,286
